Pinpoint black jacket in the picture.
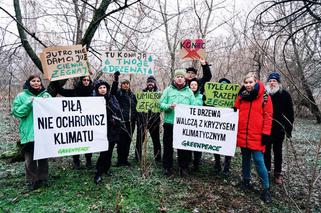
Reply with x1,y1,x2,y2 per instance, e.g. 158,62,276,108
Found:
186,63,212,94
103,93,122,143
56,80,93,97
270,89,294,140
111,80,137,122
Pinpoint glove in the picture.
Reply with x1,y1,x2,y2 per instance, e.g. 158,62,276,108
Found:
114,71,120,81
231,107,237,112
261,134,269,146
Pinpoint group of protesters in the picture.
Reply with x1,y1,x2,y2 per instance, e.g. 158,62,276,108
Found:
12,58,294,204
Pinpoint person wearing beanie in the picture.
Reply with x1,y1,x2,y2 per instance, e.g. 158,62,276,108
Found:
159,69,196,177
111,71,137,166
54,75,94,170
93,80,122,184
213,78,233,176
235,72,273,204
12,74,51,191
185,58,212,94
264,71,294,185
136,75,161,162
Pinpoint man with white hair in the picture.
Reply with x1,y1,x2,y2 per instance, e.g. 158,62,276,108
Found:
264,71,294,184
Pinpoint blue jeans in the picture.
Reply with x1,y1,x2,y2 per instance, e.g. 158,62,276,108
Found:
241,148,269,189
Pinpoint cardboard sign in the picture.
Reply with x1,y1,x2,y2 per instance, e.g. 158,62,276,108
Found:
39,45,90,81
173,104,238,156
204,82,241,108
101,51,155,75
33,97,108,160
178,39,206,61
136,92,161,113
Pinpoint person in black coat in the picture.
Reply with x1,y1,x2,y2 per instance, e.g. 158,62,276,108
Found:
93,80,122,184
264,72,294,184
135,76,161,162
185,58,212,94
55,76,94,169
111,72,137,166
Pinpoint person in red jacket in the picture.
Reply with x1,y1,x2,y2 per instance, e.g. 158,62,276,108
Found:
234,72,273,204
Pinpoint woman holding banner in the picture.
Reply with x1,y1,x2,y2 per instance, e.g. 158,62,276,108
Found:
93,80,122,184
12,74,51,191
159,69,196,177
54,76,94,169
234,72,273,204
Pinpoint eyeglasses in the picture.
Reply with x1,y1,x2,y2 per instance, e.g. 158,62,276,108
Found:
82,79,90,82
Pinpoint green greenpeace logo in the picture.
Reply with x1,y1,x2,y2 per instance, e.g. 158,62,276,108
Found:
58,146,89,155
181,140,222,151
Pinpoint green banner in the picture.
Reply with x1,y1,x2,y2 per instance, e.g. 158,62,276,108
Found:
136,92,162,113
204,82,241,108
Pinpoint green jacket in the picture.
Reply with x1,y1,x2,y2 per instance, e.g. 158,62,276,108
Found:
159,83,195,124
194,92,203,106
12,90,51,144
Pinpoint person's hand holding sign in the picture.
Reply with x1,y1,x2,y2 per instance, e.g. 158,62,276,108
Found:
170,103,176,109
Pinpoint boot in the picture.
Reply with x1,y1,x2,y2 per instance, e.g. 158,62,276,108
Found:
94,174,102,185
86,159,93,169
73,159,81,170
223,157,231,176
179,168,189,177
261,189,272,204
240,179,254,191
213,161,221,175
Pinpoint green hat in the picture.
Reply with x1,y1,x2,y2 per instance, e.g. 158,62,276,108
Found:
174,69,185,77
120,78,130,84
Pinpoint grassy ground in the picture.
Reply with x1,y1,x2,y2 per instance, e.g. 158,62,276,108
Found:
0,110,320,212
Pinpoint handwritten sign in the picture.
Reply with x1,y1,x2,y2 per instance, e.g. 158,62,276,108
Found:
173,104,238,156
136,92,161,113
204,82,241,107
101,51,155,75
178,39,206,61
33,97,108,160
39,45,90,81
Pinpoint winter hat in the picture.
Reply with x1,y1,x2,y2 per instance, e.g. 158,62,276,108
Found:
94,80,110,94
267,72,281,82
120,78,130,84
147,76,156,84
186,67,197,74
218,78,231,84
174,69,186,77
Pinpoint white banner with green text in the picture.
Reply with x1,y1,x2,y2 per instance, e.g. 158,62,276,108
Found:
33,97,108,160
173,104,238,156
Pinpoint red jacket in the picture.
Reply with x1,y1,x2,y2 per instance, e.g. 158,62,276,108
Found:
235,81,273,152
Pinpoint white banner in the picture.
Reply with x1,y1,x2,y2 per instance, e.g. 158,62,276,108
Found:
33,97,108,160
101,51,155,75
173,104,238,156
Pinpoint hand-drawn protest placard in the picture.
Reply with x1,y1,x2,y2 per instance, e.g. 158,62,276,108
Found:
101,51,155,75
178,39,206,61
33,97,108,160
204,82,241,108
173,104,238,156
136,92,162,113
39,45,90,81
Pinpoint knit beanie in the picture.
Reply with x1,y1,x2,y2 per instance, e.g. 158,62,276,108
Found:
147,76,156,84
186,67,197,74
267,72,281,82
218,78,231,84
174,69,186,77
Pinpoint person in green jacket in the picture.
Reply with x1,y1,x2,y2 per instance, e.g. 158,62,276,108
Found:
159,69,196,177
188,78,203,172
12,74,51,191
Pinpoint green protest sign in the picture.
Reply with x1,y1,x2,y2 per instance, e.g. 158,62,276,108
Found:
136,92,162,113
204,82,241,108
